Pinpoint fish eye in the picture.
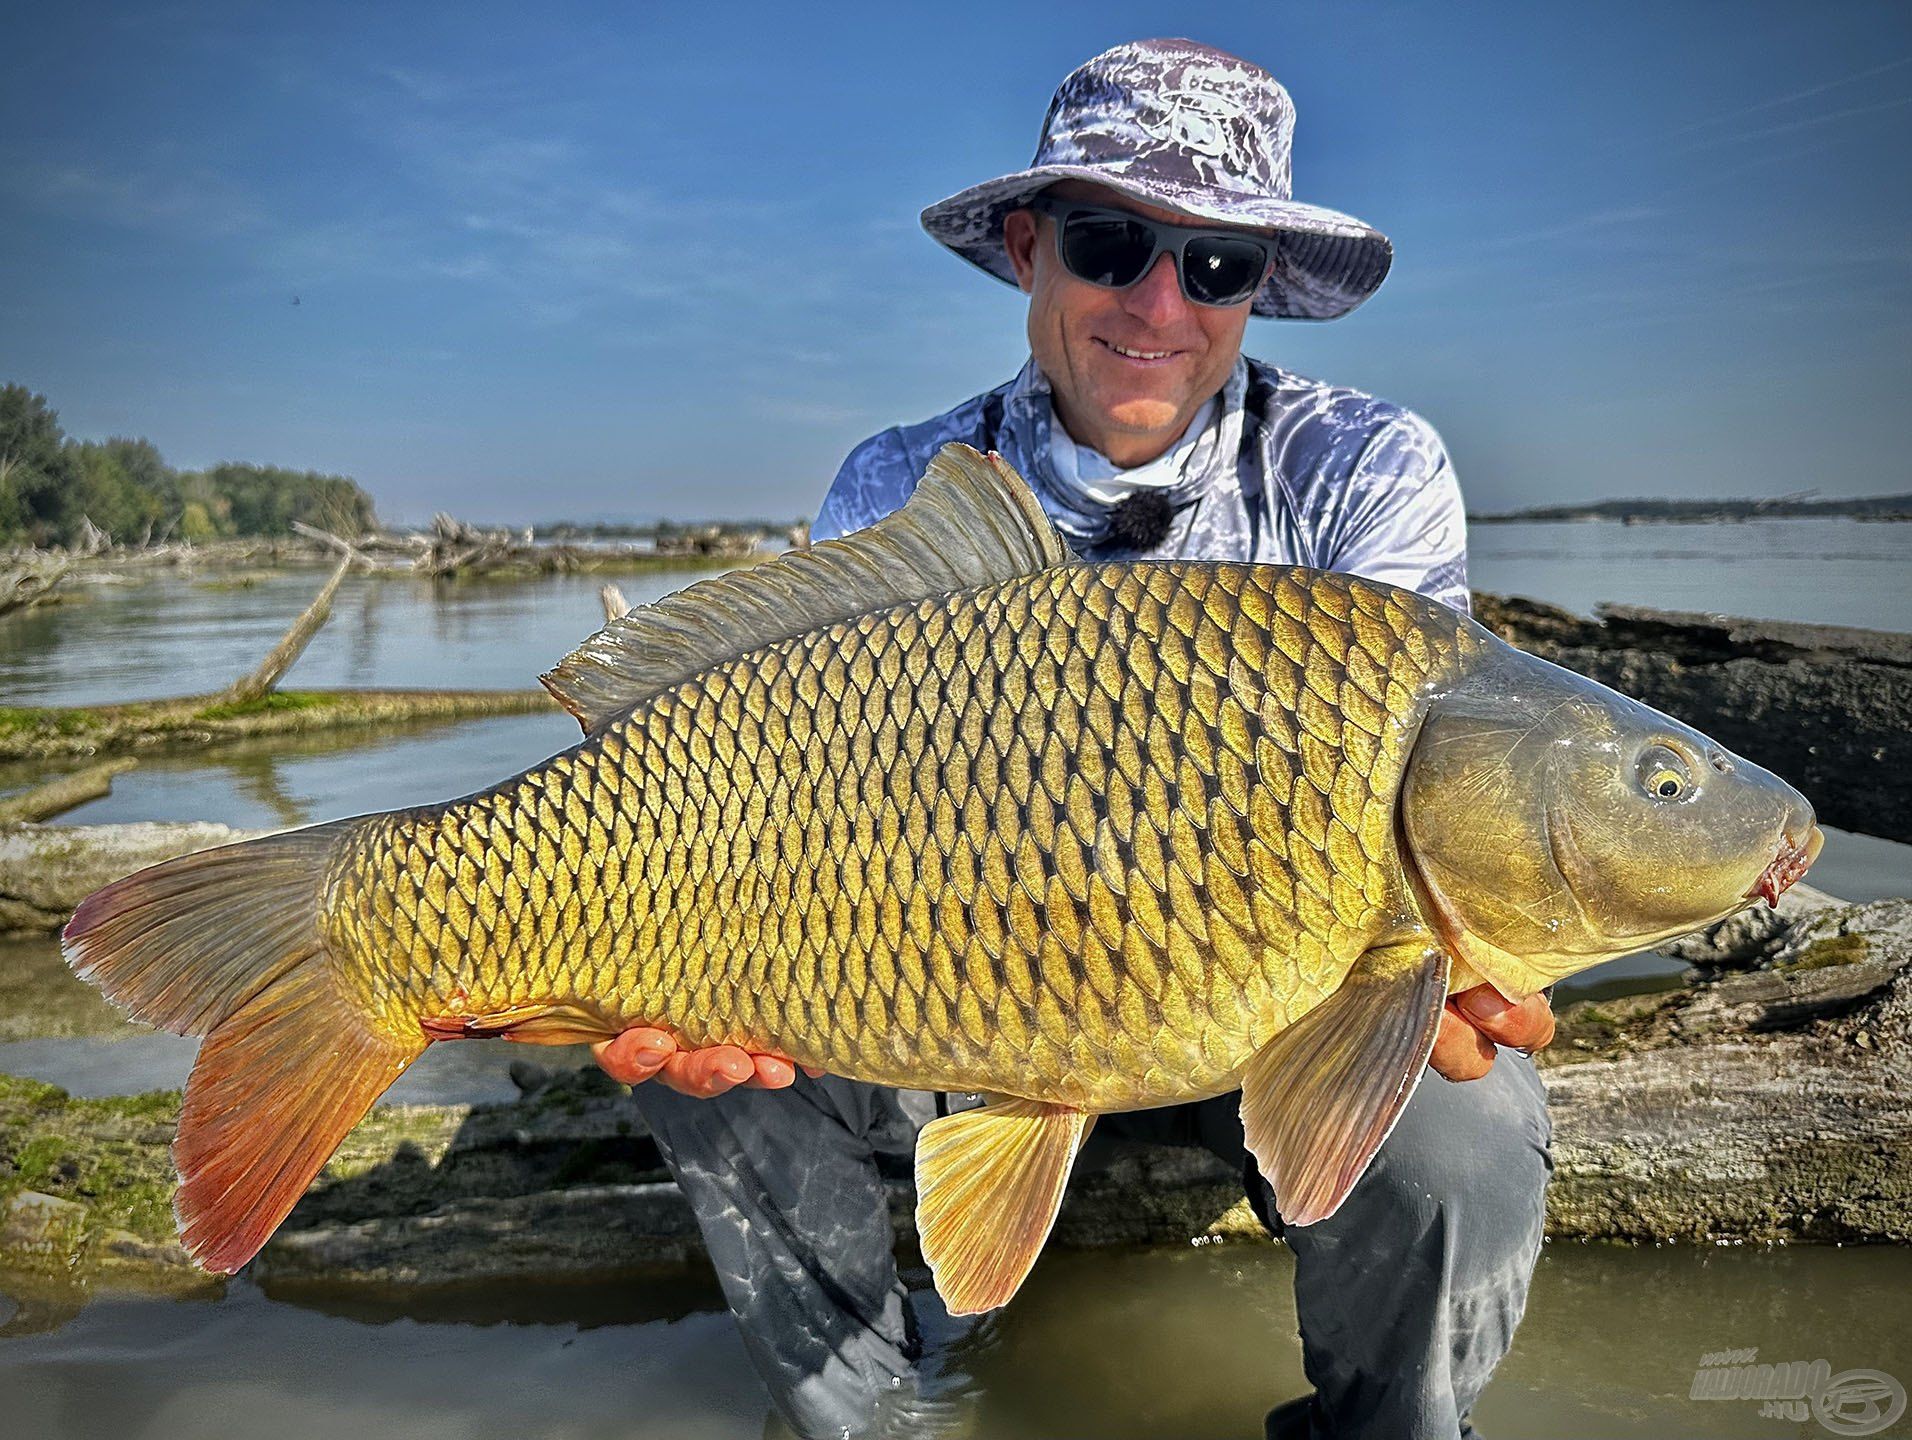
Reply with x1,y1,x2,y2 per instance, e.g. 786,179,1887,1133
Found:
1636,744,1693,801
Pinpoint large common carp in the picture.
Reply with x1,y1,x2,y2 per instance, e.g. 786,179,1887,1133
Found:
64,445,1820,1314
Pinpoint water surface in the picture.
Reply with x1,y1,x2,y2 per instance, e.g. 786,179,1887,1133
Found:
2,1244,1906,1439
0,562,732,708
1470,517,1911,631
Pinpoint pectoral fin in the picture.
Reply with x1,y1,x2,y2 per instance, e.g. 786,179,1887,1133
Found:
914,1099,1093,1316
1241,940,1450,1227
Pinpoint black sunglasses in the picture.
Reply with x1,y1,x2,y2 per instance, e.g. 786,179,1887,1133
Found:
1028,197,1274,309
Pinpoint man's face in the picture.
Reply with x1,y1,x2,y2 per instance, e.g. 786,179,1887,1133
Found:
1002,179,1265,467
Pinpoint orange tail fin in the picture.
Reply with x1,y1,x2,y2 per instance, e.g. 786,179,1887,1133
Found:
62,825,424,1274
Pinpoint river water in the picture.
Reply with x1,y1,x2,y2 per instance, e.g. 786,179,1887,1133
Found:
1,519,1907,1438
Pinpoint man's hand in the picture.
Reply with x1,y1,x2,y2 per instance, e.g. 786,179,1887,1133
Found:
592,1027,823,1099
1430,985,1555,1081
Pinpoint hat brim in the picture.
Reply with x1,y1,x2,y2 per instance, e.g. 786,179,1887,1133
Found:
920,165,1392,320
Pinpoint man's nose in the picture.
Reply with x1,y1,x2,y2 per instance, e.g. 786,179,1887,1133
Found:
1120,251,1189,327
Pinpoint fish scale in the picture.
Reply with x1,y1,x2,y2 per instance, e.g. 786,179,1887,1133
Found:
319,561,1463,1113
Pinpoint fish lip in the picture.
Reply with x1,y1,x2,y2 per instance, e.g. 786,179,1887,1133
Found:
1746,824,1822,909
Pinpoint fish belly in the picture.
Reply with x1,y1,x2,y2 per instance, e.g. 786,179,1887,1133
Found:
323,563,1448,1114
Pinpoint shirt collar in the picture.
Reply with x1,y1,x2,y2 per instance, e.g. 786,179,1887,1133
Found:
996,356,1250,549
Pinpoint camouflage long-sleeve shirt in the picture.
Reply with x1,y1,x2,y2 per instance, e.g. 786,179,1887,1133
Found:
814,356,1469,613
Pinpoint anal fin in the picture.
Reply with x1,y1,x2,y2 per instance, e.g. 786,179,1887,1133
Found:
914,1099,1093,1315
1241,940,1449,1227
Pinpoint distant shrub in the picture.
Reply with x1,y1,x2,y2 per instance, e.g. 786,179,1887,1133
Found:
0,381,378,547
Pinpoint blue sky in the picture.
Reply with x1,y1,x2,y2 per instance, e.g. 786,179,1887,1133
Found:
3,1,1908,522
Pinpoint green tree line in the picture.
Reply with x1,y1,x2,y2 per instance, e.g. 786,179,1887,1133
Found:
1,383,378,547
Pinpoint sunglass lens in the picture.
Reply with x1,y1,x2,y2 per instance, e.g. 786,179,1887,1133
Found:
1059,213,1156,289
1183,236,1268,306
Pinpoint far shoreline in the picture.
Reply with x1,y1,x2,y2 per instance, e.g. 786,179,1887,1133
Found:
1472,495,1911,524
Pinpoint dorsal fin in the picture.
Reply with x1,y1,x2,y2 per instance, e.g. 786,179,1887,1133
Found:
541,443,1073,732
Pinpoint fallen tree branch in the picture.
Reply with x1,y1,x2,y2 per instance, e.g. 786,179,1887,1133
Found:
0,819,265,937
211,556,350,707
0,759,137,824
0,687,554,765
0,557,72,619
290,521,382,571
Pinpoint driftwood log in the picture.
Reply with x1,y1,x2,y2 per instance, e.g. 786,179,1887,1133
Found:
284,516,756,579
1473,594,1912,844
0,556,71,619
1539,887,1912,1242
289,521,379,571
0,820,264,937
0,759,137,825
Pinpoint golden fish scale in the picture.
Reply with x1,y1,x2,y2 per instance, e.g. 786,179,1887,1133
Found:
321,563,1464,1112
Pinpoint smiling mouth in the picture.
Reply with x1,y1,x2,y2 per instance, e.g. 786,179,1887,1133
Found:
1094,338,1179,362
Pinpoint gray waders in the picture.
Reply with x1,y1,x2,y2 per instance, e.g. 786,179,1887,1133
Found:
632,1051,1551,1439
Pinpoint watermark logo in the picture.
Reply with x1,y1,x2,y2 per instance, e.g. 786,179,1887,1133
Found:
1691,1349,1906,1436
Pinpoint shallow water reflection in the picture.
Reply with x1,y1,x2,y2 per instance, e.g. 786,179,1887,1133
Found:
2,1244,1906,1439
0,562,735,709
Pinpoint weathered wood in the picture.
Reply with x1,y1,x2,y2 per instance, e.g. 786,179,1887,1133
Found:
0,820,265,937
1538,895,1912,1243
212,556,350,706
0,759,137,824
0,687,555,765
1474,592,1912,844
290,520,382,571
0,556,71,618
600,583,630,622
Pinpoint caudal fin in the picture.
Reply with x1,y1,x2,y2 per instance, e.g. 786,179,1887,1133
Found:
62,826,425,1273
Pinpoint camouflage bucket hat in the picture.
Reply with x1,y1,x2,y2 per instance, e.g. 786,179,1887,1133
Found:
920,38,1393,321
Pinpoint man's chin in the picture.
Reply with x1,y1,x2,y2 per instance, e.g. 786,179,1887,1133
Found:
1099,397,1185,437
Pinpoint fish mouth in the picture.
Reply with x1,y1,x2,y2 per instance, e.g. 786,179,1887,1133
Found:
1747,825,1824,908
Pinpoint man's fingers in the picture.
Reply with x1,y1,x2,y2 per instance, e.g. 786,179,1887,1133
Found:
592,1027,676,1084
593,1030,814,1097
1456,986,1556,1053
750,1054,799,1089
1429,1004,1497,1081
662,1045,757,1098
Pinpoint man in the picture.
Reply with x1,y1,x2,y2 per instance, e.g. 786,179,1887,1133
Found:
596,38,1556,1440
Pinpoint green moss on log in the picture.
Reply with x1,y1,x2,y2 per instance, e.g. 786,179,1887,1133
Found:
1777,933,1870,972
193,689,328,721
1539,989,1685,1065
0,688,556,762
0,1076,181,1248
0,707,98,739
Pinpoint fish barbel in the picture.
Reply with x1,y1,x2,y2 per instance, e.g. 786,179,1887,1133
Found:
64,444,1821,1313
